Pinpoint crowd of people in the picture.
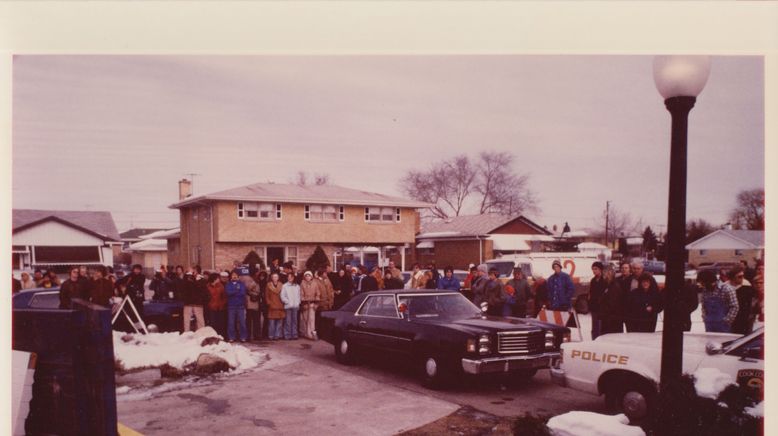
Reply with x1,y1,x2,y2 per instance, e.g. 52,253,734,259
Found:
12,256,764,342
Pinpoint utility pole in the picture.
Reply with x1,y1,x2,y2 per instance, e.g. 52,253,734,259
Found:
605,201,610,247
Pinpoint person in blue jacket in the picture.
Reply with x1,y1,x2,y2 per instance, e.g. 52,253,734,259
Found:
225,270,248,342
437,266,461,291
546,260,575,311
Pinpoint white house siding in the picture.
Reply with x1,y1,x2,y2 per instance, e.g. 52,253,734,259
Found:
13,220,106,246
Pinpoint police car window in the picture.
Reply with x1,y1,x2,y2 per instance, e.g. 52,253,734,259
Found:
29,292,61,309
728,335,764,360
358,295,398,318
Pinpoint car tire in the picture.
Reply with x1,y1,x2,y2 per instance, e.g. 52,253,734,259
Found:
334,333,357,365
605,378,656,423
419,354,448,389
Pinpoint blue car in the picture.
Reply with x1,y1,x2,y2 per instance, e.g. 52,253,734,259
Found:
13,288,185,332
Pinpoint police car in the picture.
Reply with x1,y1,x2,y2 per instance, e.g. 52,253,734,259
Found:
550,328,764,421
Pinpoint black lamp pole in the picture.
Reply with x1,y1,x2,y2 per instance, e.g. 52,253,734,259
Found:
659,95,696,387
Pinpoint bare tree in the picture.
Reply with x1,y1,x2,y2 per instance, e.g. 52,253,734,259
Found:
596,204,640,239
686,218,716,243
729,188,764,230
399,151,537,219
292,171,331,186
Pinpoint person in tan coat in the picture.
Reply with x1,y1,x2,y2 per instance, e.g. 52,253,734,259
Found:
299,271,322,340
315,270,335,333
265,273,286,340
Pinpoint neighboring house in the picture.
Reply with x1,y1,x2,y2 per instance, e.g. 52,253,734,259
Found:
169,180,431,271
125,228,179,274
577,242,611,261
115,227,167,265
12,209,120,272
413,214,553,269
686,229,764,268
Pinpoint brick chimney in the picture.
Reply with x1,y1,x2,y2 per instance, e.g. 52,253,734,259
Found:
178,179,192,200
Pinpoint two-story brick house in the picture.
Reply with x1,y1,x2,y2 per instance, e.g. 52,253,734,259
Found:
169,180,431,271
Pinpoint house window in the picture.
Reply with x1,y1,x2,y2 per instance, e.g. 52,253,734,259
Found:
699,250,707,255
238,202,280,221
306,204,339,222
286,246,298,267
735,249,743,256
365,207,399,223
253,246,267,266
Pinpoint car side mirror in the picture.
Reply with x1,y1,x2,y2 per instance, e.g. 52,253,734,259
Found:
705,341,723,355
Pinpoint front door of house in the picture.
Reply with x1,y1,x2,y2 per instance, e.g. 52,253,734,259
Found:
267,246,285,266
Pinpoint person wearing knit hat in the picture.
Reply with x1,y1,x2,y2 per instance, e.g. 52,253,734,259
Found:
471,264,490,307
547,259,575,312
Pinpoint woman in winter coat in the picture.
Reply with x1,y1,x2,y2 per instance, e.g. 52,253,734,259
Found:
299,271,321,340
89,266,115,307
244,272,262,341
20,272,36,290
207,272,228,338
265,273,286,340
334,266,353,309
625,273,663,332
225,271,248,342
598,267,625,335
280,273,301,340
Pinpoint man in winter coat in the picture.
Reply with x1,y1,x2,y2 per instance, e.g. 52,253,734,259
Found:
280,273,301,340
239,268,261,341
119,264,147,321
265,273,286,340
437,266,461,291
181,272,206,332
505,267,530,318
59,267,87,309
89,266,115,307
225,270,248,342
484,268,506,316
299,271,322,340
471,264,489,307
383,269,405,290
587,262,607,339
724,265,756,334
546,260,575,311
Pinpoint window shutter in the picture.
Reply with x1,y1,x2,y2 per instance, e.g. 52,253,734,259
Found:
365,207,370,222
276,204,282,219
304,205,310,220
396,208,401,222
237,202,244,219
339,206,345,221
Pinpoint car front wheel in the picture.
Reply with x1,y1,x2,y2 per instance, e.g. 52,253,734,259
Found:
420,355,448,389
334,334,357,365
605,380,656,422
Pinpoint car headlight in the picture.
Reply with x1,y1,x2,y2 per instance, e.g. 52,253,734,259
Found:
545,330,555,349
478,334,491,355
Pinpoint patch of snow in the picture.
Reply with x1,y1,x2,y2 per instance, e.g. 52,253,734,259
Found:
744,402,763,418
115,385,132,395
693,367,735,399
547,412,644,436
113,330,266,371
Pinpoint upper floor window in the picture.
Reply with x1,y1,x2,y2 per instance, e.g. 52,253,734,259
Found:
365,207,401,223
305,204,343,222
735,249,744,256
238,202,282,221
699,249,707,255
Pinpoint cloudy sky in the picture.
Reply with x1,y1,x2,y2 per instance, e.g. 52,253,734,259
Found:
12,55,764,233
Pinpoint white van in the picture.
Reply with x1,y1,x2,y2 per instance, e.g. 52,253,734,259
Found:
486,252,601,284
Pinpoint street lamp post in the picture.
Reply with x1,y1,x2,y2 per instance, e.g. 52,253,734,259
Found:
653,56,711,388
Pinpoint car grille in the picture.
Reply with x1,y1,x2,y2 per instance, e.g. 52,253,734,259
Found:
497,330,545,354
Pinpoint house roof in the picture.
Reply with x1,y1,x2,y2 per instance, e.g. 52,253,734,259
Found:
120,228,167,241
13,209,120,241
138,228,180,240
169,183,433,209
127,238,168,252
417,214,551,239
686,229,765,250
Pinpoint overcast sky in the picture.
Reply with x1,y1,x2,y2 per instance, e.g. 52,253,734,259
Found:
12,55,764,234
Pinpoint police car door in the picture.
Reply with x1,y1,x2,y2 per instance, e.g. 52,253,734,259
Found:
696,330,764,396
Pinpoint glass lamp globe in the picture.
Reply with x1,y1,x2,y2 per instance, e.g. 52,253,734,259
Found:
653,56,712,99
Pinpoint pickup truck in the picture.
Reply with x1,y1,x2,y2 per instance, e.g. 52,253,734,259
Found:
550,328,764,421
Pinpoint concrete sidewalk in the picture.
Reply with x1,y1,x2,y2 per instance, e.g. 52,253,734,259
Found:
117,342,459,435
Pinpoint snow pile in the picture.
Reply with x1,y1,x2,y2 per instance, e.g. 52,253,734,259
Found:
693,367,735,399
744,402,764,418
113,330,265,371
547,412,645,436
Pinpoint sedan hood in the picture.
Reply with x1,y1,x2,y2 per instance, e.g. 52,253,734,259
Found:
414,315,565,334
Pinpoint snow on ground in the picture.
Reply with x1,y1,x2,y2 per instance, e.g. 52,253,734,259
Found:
693,367,735,399
117,378,216,402
113,329,266,372
744,402,764,418
547,412,645,436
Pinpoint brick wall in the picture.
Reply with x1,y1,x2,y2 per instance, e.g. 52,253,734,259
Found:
214,201,418,244
412,239,494,270
214,242,344,271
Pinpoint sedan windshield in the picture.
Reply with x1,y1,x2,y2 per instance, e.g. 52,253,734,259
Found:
398,293,481,320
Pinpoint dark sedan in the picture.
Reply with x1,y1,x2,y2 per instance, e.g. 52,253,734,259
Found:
320,289,569,388
12,288,184,332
